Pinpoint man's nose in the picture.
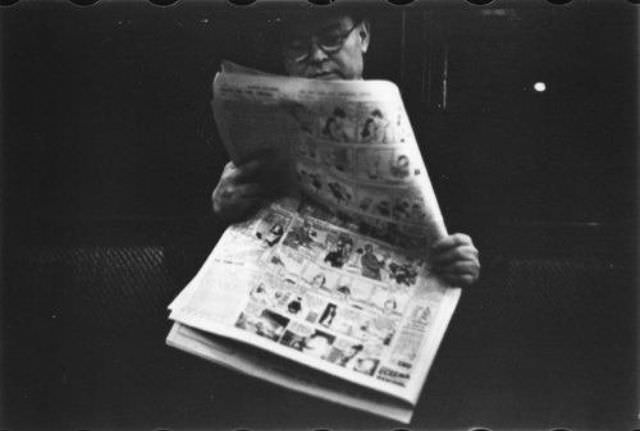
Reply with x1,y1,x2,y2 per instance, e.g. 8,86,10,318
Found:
307,40,329,63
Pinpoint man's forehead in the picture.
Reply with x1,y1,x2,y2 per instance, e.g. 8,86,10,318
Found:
282,14,354,37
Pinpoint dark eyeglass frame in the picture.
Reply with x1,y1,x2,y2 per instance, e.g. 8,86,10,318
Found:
283,22,361,63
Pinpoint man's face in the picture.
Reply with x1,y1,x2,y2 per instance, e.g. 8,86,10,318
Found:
282,15,370,80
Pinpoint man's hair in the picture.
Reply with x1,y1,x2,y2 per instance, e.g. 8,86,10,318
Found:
273,6,368,41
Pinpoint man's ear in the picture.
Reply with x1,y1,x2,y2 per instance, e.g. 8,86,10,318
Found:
358,20,371,54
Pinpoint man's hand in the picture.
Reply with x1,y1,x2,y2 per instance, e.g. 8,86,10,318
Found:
211,153,279,224
430,233,480,288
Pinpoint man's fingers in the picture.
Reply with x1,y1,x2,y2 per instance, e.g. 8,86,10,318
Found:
430,244,478,265
434,260,480,276
431,233,473,252
229,158,269,182
440,272,477,288
219,182,274,201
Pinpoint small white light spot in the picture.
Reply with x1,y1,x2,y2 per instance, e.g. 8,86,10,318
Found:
534,82,547,92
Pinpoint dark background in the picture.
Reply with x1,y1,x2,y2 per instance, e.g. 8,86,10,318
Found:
1,0,638,430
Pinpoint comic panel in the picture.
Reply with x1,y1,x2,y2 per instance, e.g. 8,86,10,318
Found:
352,239,394,282
321,231,358,270
369,284,413,317
294,160,326,198
280,321,316,351
234,303,290,342
384,251,429,290
354,213,394,241
387,149,423,182
316,103,358,143
358,312,399,347
390,186,431,225
351,356,381,377
300,262,341,294
325,337,383,375
299,292,332,324
273,218,331,273
325,337,366,367
344,277,377,307
324,175,356,209
356,147,423,184
283,101,316,136
354,147,394,182
252,207,294,247
316,302,366,334
355,184,395,220
317,144,355,178
248,275,311,317
404,303,434,332
355,103,399,145
281,326,337,361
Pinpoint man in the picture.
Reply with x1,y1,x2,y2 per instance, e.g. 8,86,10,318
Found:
211,9,480,287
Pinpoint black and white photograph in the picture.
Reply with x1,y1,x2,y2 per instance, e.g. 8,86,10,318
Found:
1,0,637,429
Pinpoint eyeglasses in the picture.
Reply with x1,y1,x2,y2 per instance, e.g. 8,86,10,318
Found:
283,23,360,63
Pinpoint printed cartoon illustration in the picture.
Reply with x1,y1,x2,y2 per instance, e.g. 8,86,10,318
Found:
254,210,291,247
360,243,388,280
360,312,397,346
353,357,380,376
287,102,315,134
263,223,285,246
324,234,354,269
301,330,336,360
318,303,338,326
389,154,410,179
388,261,419,287
282,220,317,249
287,296,304,315
327,181,353,206
320,147,352,174
322,107,351,142
280,322,314,351
295,162,325,196
366,152,382,180
375,199,392,217
235,309,290,342
360,108,390,144
336,344,364,370
309,273,329,291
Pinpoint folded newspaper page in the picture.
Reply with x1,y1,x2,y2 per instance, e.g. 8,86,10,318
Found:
166,322,415,423
167,62,461,422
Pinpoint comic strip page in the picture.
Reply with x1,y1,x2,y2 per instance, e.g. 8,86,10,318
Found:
212,64,447,246
170,201,460,403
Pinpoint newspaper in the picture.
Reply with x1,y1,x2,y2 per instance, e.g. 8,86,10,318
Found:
166,322,415,423
167,62,461,423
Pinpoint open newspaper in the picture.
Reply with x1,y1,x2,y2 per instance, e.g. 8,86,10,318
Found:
167,61,461,424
